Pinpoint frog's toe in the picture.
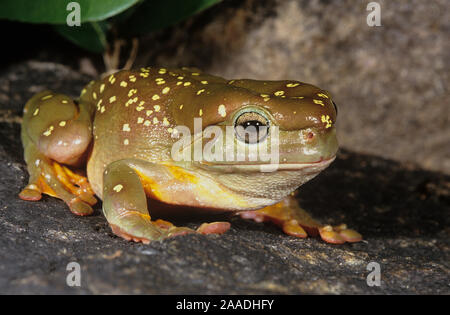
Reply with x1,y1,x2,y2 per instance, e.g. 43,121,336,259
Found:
68,197,93,216
197,222,231,235
281,220,308,238
319,224,362,244
19,185,42,201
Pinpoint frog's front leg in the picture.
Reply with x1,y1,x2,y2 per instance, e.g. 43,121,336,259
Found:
239,195,362,244
19,91,96,215
103,160,230,243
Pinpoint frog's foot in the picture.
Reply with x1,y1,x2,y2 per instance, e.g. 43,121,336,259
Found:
103,160,230,244
109,217,195,244
239,196,362,244
19,146,97,216
20,91,96,215
109,216,230,244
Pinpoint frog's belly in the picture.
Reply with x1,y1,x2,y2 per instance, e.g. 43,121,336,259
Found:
86,145,275,211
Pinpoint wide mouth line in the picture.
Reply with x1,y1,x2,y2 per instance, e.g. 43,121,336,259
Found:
197,156,336,170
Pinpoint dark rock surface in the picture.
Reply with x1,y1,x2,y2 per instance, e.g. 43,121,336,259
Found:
0,62,448,294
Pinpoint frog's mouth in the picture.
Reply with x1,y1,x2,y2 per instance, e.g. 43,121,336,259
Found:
197,156,335,173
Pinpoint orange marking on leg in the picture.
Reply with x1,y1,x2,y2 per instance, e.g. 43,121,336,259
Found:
53,162,97,205
37,176,57,197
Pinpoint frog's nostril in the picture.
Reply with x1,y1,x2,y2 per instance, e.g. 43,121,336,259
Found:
304,131,315,141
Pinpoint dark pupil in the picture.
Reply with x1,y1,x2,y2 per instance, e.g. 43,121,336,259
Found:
237,120,268,143
243,120,264,128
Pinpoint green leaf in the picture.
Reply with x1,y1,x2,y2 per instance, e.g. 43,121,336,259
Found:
54,21,109,53
0,0,141,24
121,0,221,35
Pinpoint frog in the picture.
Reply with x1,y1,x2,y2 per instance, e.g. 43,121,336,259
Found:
19,66,362,244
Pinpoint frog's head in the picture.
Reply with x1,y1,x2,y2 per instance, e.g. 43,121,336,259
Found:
169,78,338,204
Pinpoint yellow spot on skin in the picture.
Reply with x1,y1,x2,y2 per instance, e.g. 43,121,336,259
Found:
120,81,128,87
152,94,160,101
92,92,97,100
128,89,137,97
59,121,66,127
141,67,150,73
33,108,39,116
153,117,159,124
126,97,138,107
154,105,161,112
137,117,144,124
184,82,191,86
318,93,329,98
163,117,169,126
140,73,149,78
199,109,203,116
228,80,235,84
293,111,297,114
168,128,173,133
136,105,144,111
100,106,105,113
260,94,269,98
146,110,153,116
129,75,136,82
321,115,332,128
41,94,53,101
108,75,116,84
191,72,200,76
201,80,208,85
122,124,131,132
100,83,105,93
162,87,170,94
144,120,151,126
123,139,129,145
158,68,167,74
197,89,205,95
263,97,270,102
314,99,325,106
81,89,86,96
286,83,300,87
274,91,285,96
177,76,184,80
43,126,54,137
218,104,226,117
61,100,68,104
176,82,183,86
113,184,123,192
291,96,304,99
179,104,184,110
156,78,165,85
109,96,116,103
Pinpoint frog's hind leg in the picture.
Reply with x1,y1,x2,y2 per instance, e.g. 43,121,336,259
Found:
239,195,362,244
19,91,96,215
103,160,230,244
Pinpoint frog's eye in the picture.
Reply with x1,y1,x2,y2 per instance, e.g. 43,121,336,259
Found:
332,100,338,116
234,112,269,144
